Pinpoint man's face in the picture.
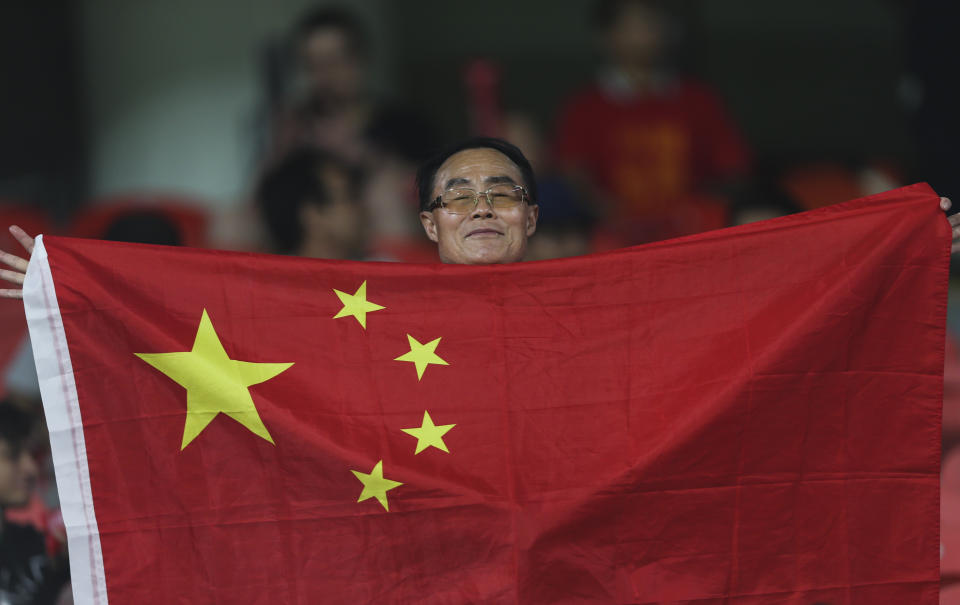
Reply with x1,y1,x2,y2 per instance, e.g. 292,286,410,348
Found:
301,164,366,257
300,29,363,102
420,148,538,264
0,440,37,508
603,3,666,69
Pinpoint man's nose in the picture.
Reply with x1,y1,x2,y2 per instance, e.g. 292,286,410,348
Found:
471,193,495,217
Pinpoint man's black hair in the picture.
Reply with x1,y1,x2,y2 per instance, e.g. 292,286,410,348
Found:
592,0,665,31
295,5,369,59
415,137,538,213
0,402,32,457
256,148,361,254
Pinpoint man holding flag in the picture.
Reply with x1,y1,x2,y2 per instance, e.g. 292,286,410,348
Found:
0,138,957,604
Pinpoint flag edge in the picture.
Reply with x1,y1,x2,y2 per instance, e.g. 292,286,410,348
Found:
23,235,109,605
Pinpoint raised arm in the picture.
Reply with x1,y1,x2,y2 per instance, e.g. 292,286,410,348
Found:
0,226,36,299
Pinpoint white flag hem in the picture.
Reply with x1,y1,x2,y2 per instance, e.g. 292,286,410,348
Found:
24,235,108,605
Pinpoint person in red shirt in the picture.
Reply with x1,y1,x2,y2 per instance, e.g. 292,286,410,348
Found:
554,0,751,245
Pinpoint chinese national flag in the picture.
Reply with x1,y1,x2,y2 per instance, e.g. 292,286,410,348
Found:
25,183,947,604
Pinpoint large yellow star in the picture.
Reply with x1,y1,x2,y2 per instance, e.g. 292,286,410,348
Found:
351,460,403,511
401,410,455,454
135,309,294,450
332,280,384,329
394,334,448,380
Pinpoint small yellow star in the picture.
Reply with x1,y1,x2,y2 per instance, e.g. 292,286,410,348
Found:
394,334,448,380
401,411,455,454
332,280,384,329
351,460,403,511
135,309,293,450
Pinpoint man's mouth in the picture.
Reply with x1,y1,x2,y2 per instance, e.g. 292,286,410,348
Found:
466,228,503,238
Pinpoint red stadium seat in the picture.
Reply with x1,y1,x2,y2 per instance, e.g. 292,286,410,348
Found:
0,203,53,245
70,193,211,248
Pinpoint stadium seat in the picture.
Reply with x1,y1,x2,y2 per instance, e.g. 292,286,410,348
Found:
69,194,211,248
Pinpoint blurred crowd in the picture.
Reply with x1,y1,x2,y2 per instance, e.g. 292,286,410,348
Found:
1,1,958,603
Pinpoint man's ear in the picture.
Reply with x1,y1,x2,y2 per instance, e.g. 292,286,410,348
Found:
526,205,539,237
420,211,439,243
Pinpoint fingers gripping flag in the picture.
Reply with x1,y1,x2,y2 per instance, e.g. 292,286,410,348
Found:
24,184,949,604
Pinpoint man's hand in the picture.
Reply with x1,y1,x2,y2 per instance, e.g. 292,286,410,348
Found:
943,197,960,254
0,226,35,299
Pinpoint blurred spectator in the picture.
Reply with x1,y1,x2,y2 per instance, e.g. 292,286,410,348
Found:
503,113,597,260
525,202,595,261
553,0,750,245
0,401,68,605
256,148,366,259
268,5,437,260
273,6,370,161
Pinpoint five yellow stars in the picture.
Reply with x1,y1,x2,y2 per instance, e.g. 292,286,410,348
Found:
402,411,455,454
136,309,293,450
394,334,448,380
139,282,454,511
333,280,384,329
351,460,403,511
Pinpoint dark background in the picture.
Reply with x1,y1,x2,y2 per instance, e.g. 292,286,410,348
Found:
0,0,954,218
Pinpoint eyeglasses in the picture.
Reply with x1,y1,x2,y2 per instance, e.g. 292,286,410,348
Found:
429,184,530,214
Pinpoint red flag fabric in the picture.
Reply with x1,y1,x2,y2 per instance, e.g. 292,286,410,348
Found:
24,183,947,604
